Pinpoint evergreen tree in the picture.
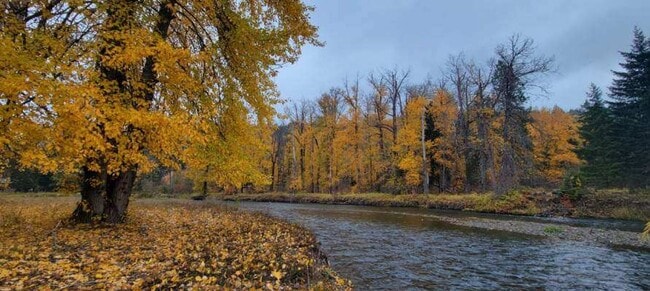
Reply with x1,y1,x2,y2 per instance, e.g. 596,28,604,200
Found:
578,84,618,187
608,27,650,188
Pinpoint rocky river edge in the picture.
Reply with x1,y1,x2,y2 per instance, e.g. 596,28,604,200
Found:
458,217,650,250
351,208,650,250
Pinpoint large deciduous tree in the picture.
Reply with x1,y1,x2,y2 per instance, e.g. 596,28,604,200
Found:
492,35,553,195
0,0,320,222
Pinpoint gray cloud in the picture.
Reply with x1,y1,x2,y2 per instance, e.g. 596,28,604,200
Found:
275,0,650,110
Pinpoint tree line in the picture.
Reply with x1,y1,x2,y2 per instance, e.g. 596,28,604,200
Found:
269,35,588,195
269,28,650,195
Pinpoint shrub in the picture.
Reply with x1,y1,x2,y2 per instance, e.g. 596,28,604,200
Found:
559,171,588,201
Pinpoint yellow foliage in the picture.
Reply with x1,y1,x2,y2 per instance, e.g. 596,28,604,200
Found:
0,197,351,290
0,0,320,193
528,107,582,184
396,96,430,189
429,89,465,190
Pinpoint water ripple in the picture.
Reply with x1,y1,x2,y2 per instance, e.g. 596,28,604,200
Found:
228,202,650,290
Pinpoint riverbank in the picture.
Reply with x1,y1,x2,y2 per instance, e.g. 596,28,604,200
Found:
0,197,352,290
223,193,650,249
222,190,650,221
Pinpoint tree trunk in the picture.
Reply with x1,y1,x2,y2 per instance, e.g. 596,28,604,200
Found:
477,114,491,192
496,144,516,195
421,108,429,194
72,167,136,223
71,0,174,223
103,169,136,223
71,167,106,223
270,157,276,192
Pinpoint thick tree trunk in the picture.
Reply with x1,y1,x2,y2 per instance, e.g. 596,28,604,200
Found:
72,168,136,223
71,0,174,223
103,169,136,223
477,115,492,192
71,167,106,223
270,155,276,192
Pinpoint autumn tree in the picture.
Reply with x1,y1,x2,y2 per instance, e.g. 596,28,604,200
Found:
383,68,410,189
316,89,343,193
340,78,365,191
396,95,430,193
1,1,319,222
366,73,391,191
286,101,312,190
444,54,472,191
270,125,290,192
492,35,553,195
466,60,497,191
429,89,463,192
528,106,582,186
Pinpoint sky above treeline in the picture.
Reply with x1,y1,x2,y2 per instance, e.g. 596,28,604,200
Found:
274,0,650,110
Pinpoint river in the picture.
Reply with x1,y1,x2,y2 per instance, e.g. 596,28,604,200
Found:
222,201,649,290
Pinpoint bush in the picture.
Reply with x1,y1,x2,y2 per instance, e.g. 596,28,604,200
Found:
559,171,588,201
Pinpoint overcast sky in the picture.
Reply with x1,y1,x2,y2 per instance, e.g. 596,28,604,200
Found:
273,0,650,110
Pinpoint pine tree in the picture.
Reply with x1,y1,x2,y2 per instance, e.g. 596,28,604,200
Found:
608,27,650,188
578,84,618,187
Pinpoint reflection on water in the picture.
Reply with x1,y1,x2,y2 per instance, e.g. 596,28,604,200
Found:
223,201,649,290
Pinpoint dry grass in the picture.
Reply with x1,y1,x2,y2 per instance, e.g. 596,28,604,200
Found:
224,191,543,216
225,189,649,220
0,196,351,290
574,189,650,221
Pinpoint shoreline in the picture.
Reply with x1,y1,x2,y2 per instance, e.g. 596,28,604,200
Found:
221,191,650,222
222,192,650,250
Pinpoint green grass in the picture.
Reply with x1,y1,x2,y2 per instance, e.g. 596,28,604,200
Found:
543,225,564,234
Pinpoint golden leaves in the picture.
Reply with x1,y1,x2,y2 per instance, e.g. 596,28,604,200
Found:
528,106,582,183
396,96,430,187
0,197,351,290
2,0,319,193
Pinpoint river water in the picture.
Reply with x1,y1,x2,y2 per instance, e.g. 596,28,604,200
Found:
223,201,649,290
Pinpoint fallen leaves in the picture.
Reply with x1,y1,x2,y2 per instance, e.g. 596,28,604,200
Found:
0,197,352,290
